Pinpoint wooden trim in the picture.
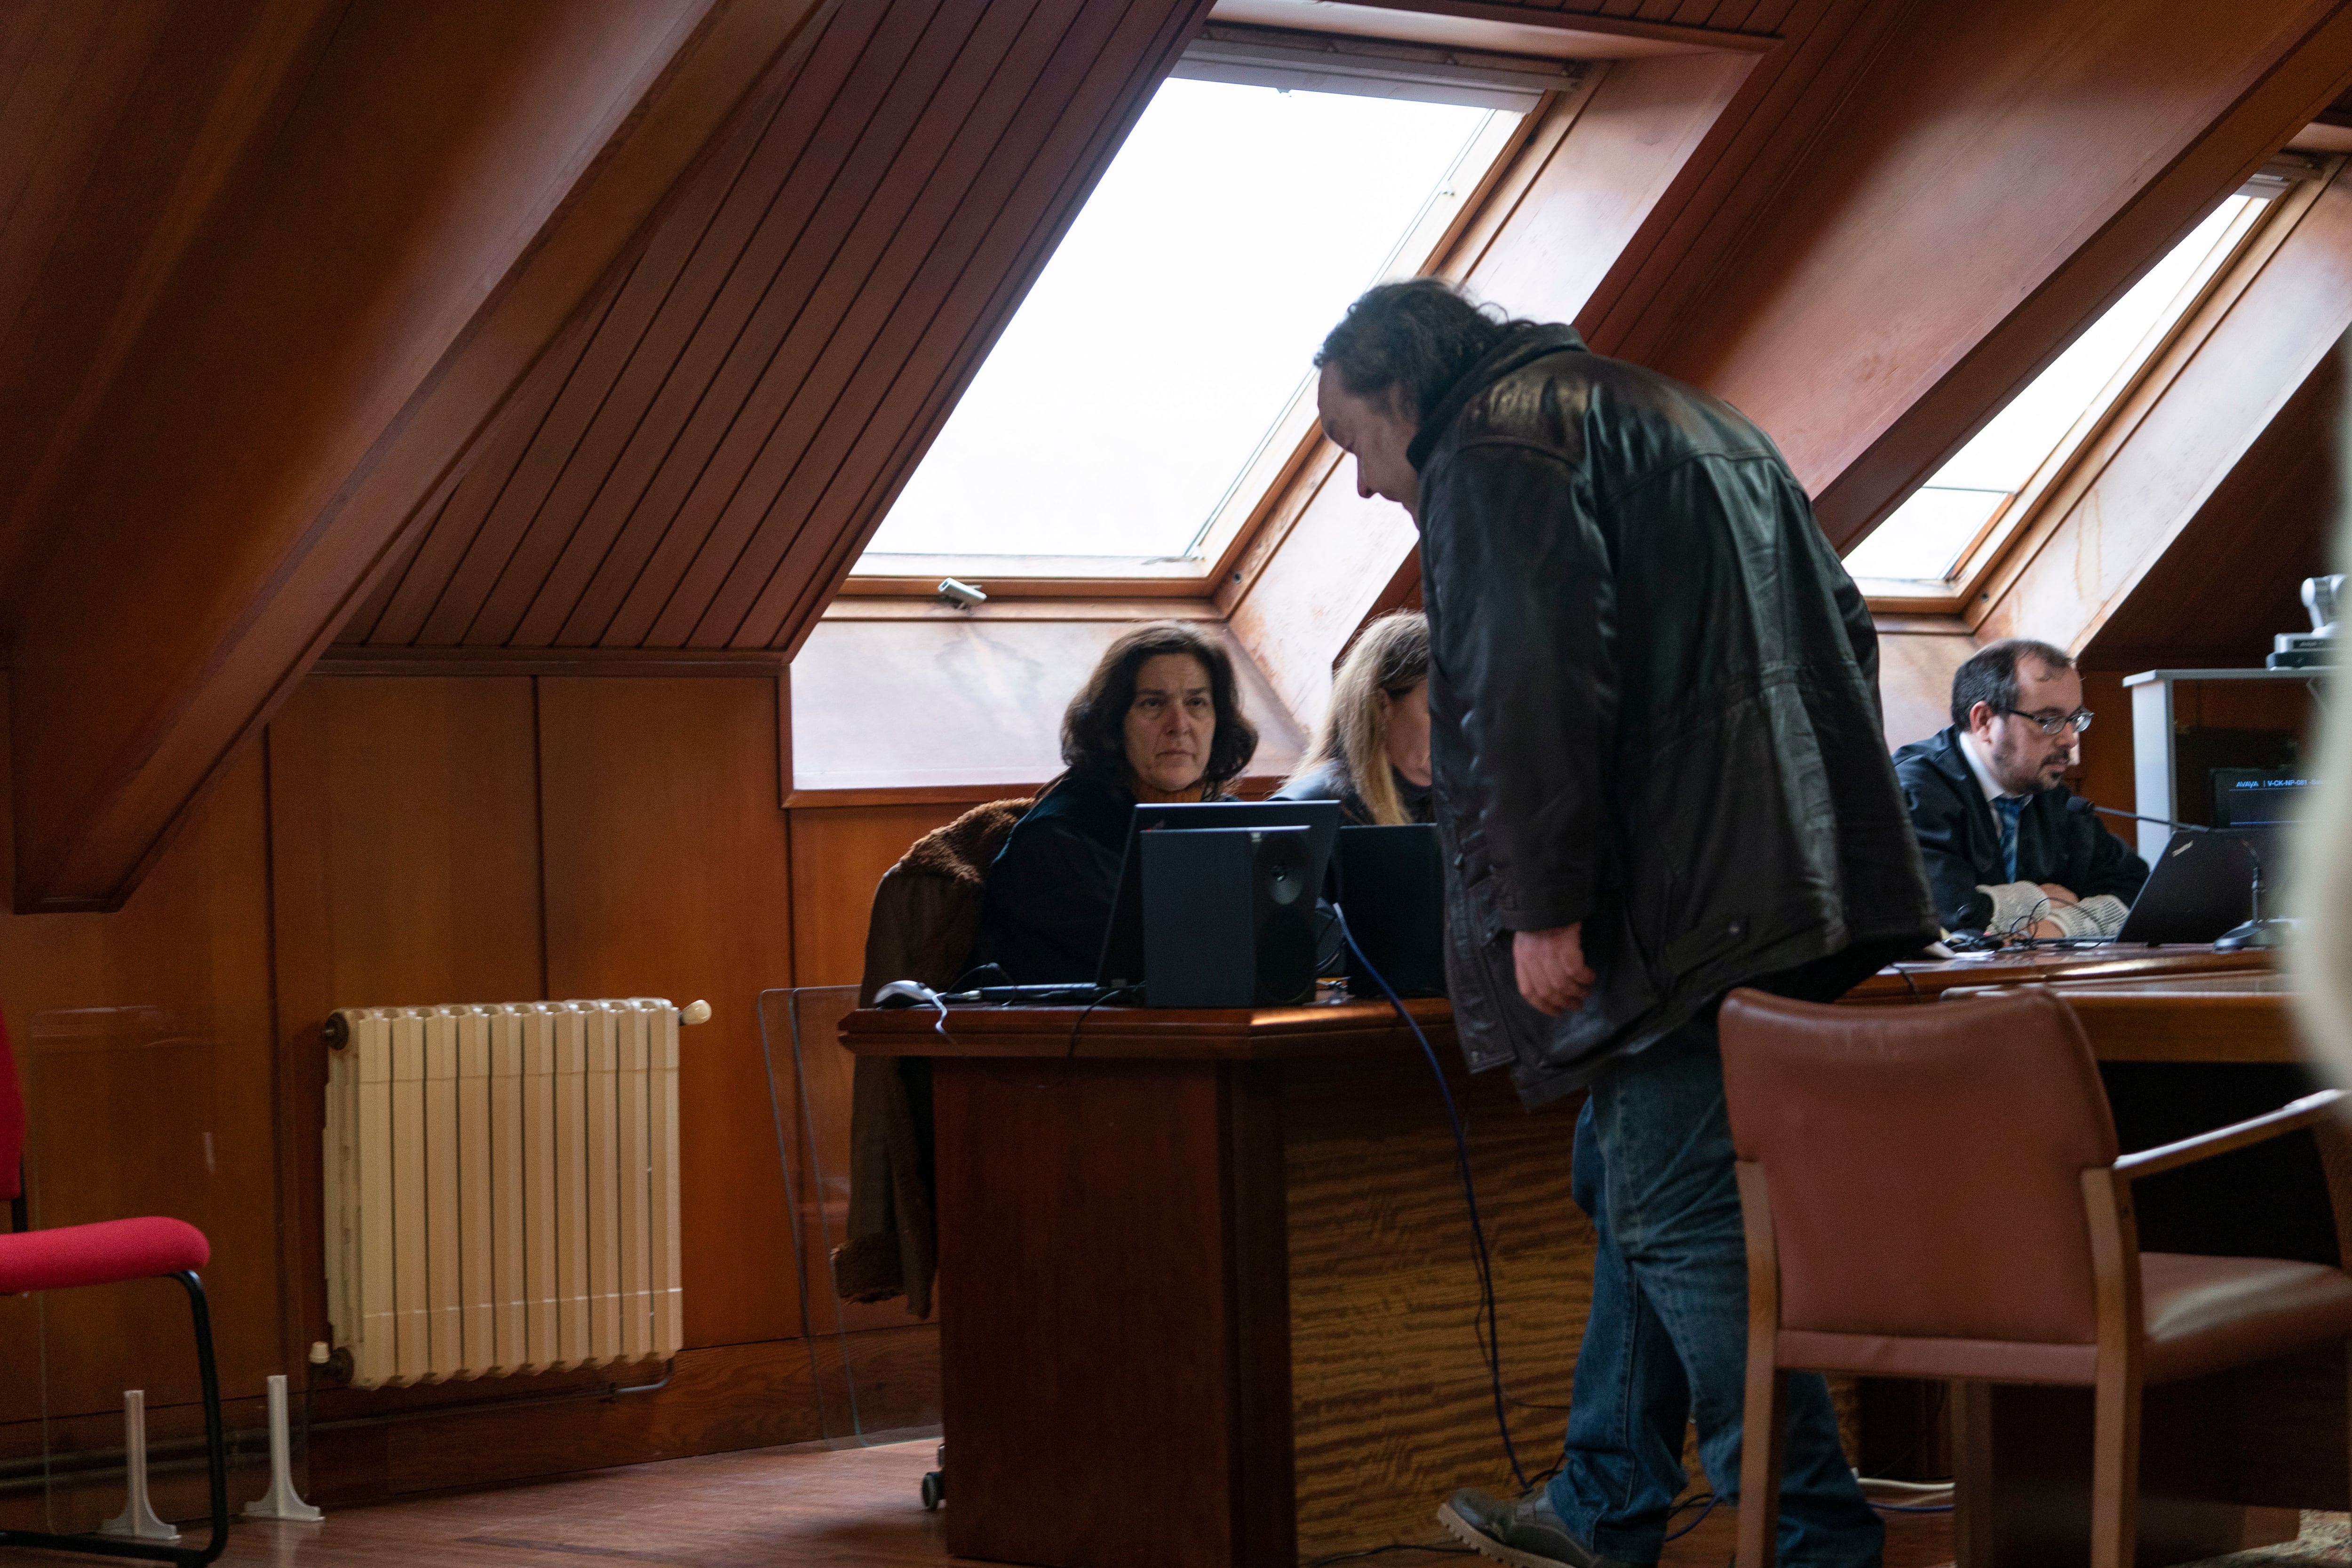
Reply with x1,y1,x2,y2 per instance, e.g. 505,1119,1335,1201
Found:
1958,160,2344,631
782,767,1294,810
2078,1165,2144,1568
311,646,786,677
1735,1158,1784,1568
2112,1089,2345,1180
784,781,1044,811
1327,0,1781,52
819,595,1225,621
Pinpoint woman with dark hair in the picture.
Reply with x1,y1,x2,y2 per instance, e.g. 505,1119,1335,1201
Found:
976,621,1259,983
1275,610,1433,826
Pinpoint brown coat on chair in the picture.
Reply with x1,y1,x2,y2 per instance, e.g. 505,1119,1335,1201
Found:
831,797,1031,1318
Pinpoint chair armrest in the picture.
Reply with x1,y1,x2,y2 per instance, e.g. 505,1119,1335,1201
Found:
2114,1089,2345,1182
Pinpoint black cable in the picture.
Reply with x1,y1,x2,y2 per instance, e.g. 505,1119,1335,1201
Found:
1301,1543,1475,1566
1065,985,1139,1056
1332,901,1530,1493
1665,1491,1717,1541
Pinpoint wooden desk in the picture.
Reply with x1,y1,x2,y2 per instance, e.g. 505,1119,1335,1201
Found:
1844,944,2270,1003
845,999,1587,1568
854,955,2333,1568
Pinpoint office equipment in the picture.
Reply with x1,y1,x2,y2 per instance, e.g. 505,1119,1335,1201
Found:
1097,799,1340,987
1335,824,1446,997
2124,669,2318,860
2110,829,2254,944
2268,572,2340,667
2210,766,2313,830
1140,825,1317,1006
324,998,709,1390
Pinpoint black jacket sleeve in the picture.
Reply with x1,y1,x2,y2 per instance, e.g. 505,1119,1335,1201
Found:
1896,763,1997,932
2058,796,2151,904
1426,441,1615,934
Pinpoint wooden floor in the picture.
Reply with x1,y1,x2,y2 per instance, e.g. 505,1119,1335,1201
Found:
0,1436,1964,1568
16,1437,2351,1566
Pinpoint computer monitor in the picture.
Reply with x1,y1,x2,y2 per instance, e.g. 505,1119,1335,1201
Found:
1095,800,1341,988
2210,767,2313,831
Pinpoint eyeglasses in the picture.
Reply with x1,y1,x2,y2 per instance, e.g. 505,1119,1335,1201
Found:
2000,707,2094,735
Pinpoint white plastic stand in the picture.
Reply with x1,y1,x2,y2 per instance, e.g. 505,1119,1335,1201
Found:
243,1372,323,1521
97,1389,182,1544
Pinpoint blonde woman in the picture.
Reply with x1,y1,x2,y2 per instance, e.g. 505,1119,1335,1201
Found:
1275,610,1434,826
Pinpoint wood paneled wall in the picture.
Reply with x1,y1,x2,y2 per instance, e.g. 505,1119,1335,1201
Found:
0,667,958,1516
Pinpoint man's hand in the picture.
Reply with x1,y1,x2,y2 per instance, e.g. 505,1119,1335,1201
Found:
1513,924,1595,1016
2038,883,2079,906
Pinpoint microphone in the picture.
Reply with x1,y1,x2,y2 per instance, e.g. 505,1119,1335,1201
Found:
2084,804,2284,951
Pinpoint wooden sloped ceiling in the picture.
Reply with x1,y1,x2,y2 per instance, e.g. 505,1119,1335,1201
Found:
3,0,1210,913
340,0,1214,658
0,0,835,912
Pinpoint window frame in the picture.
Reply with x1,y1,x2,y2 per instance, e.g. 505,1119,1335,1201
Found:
840,66,1590,601
1854,159,2336,620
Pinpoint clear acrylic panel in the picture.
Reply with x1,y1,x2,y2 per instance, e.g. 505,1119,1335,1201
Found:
755,985,940,1445
19,1002,290,1536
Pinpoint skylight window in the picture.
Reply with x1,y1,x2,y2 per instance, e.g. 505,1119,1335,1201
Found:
1844,192,2273,587
854,75,1524,577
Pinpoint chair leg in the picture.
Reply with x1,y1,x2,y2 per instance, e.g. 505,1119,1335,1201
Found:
0,1274,233,1568
175,1272,230,1567
1735,1362,1787,1568
2088,1361,2140,1568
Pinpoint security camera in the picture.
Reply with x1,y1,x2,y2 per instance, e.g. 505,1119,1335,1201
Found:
937,577,988,610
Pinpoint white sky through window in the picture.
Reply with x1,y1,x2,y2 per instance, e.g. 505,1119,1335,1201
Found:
857,79,1499,565
1844,192,2269,584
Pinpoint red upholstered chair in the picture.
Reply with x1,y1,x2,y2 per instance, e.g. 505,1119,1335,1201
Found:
1719,986,2352,1568
0,1015,229,1566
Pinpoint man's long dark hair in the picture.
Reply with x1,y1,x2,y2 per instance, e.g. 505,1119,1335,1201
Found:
1315,278,1530,423
1061,621,1258,790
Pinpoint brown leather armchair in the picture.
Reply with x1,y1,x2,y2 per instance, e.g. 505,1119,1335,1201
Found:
1719,984,2352,1568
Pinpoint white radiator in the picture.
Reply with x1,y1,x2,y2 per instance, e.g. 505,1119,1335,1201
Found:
324,998,707,1390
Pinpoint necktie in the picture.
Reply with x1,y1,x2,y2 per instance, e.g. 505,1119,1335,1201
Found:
1994,796,2023,883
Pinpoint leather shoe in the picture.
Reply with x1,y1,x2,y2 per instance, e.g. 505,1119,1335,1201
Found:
1438,1488,1648,1568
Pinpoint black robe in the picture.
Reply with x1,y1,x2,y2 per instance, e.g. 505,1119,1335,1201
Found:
1891,725,2149,933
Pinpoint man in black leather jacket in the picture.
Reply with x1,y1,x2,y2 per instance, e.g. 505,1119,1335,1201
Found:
1315,280,1936,1568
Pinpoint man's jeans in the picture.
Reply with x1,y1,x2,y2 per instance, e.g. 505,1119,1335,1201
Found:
1546,1018,1883,1567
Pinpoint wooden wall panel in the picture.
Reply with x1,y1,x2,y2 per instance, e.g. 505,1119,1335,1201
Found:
1980,172,2352,659
346,0,1214,665
0,707,278,1422
538,677,803,1350
264,675,547,1361
789,804,977,991
3,0,824,913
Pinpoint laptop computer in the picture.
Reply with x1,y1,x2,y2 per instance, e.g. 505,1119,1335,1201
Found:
1095,800,1341,988
1334,824,1446,997
2108,828,2257,945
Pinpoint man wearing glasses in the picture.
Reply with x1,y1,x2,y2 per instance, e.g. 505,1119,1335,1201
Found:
1893,639,2148,939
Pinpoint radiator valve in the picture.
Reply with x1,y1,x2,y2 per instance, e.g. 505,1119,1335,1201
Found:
679,999,712,1027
